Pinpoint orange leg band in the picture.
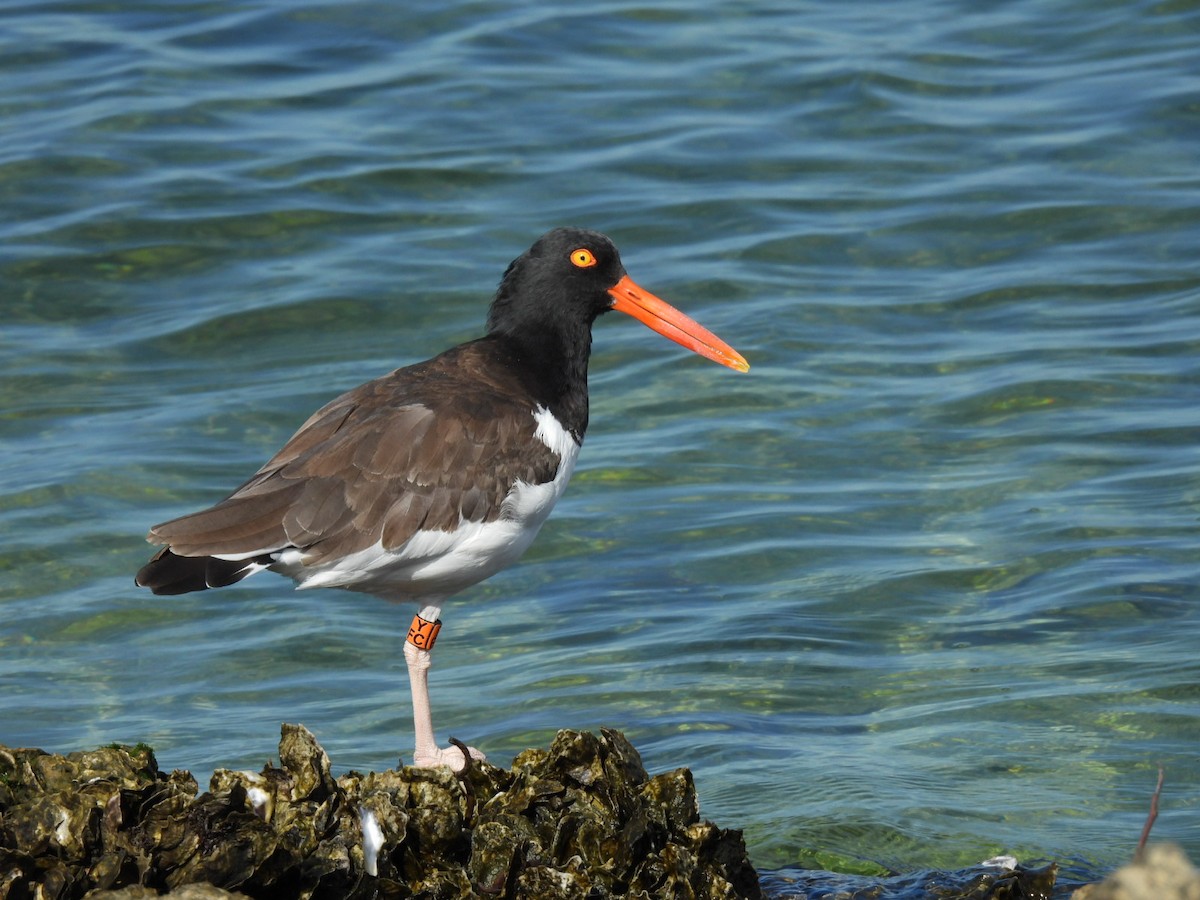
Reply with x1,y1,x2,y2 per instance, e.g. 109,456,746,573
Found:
407,614,442,651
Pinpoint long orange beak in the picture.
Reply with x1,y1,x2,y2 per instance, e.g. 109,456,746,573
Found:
608,275,749,373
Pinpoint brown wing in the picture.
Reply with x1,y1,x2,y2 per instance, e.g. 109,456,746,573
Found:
145,340,564,565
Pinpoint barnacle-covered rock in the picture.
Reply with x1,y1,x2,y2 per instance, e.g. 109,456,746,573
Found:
90,886,247,899
0,741,198,897
0,726,762,899
461,728,760,899
1072,844,1200,900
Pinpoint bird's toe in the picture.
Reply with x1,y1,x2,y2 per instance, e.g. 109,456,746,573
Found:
411,743,486,772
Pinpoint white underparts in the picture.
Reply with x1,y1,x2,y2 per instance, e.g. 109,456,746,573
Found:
221,406,581,600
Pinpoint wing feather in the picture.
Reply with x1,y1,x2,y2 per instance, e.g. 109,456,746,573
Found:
145,339,568,575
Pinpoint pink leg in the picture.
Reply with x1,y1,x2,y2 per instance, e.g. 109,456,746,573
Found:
403,608,485,771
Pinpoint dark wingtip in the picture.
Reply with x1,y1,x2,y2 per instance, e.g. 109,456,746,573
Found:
135,548,265,596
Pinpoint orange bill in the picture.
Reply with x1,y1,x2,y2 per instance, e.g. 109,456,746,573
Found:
608,275,750,373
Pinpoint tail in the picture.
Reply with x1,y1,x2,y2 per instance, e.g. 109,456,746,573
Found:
135,547,272,596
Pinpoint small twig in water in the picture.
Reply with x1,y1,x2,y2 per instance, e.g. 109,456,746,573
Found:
1135,765,1165,861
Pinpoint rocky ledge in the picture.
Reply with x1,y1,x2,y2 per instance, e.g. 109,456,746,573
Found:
0,725,761,899
3,726,1195,900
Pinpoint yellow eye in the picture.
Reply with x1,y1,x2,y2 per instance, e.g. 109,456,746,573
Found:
570,248,597,268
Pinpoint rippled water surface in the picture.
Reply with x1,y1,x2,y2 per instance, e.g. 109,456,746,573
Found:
3,0,1198,890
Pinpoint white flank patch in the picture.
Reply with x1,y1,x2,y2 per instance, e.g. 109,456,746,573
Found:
359,807,385,876
532,404,580,465
288,406,581,598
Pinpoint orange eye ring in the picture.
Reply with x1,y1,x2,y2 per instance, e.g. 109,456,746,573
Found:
570,248,597,268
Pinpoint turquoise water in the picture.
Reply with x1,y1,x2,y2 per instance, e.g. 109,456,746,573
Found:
3,0,1198,889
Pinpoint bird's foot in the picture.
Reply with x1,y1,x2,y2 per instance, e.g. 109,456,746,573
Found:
411,742,486,772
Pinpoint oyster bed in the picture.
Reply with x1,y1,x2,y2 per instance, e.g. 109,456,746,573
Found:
0,725,760,899
2,726,1193,900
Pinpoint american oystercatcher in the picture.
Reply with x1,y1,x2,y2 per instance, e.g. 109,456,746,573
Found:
136,227,748,771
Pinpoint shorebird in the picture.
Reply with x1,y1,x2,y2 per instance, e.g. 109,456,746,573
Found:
136,226,748,770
